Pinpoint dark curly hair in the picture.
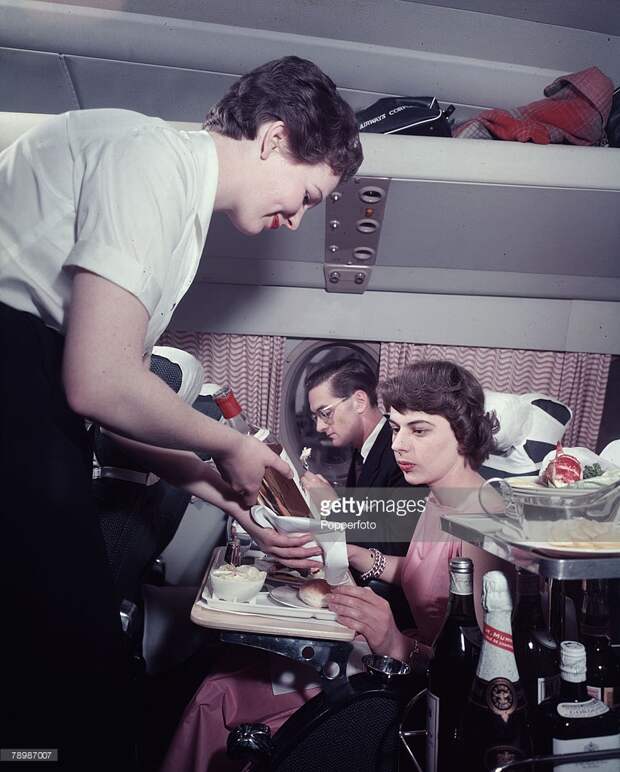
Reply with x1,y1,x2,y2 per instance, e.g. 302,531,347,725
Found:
203,56,362,182
379,360,499,469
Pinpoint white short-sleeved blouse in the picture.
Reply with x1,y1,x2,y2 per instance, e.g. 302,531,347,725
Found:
0,108,218,353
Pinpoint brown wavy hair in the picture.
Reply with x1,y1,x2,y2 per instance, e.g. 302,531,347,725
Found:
379,360,498,469
203,56,362,182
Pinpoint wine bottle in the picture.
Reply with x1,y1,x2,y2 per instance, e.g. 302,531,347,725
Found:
581,580,618,708
426,557,481,772
538,640,620,770
512,568,560,709
213,386,311,517
463,571,532,771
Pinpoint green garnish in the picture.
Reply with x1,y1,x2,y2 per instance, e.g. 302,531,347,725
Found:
583,463,603,479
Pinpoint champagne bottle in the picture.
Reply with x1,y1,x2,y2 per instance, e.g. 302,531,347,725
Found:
213,386,311,517
512,569,560,709
463,571,532,771
426,557,481,772
538,640,620,770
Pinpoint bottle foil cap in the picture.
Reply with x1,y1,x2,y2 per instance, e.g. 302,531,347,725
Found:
482,570,513,613
560,641,586,680
449,557,473,573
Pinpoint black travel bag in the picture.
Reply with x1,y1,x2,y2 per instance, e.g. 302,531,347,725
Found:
356,96,455,137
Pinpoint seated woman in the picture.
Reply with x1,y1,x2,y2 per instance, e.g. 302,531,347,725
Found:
160,359,513,772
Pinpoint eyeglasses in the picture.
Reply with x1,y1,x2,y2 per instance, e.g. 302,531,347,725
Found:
310,396,350,425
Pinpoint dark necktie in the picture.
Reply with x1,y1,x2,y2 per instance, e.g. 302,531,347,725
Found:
346,449,364,488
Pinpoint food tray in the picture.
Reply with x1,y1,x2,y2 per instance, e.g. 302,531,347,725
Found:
190,547,356,641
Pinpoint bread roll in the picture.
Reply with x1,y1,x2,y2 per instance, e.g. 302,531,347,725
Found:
298,578,331,608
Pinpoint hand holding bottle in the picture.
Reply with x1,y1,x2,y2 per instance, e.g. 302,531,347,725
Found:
217,432,293,507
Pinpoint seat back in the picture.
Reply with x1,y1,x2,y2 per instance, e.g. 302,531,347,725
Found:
247,672,413,772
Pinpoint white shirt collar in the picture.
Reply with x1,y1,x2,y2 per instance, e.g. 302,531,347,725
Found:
360,416,387,463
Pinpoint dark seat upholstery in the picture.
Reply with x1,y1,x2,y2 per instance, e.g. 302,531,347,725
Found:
93,351,220,605
231,670,417,772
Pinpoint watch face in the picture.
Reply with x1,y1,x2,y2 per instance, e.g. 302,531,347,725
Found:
486,677,517,718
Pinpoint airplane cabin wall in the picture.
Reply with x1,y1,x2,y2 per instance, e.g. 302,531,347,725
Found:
0,1,619,354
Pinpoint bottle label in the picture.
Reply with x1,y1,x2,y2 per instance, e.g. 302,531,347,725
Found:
587,685,616,708
254,427,272,443
450,572,472,596
538,674,560,704
426,691,439,772
552,732,620,772
557,699,610,718
214,390,242,419
483,624,514,653
486,677,518,719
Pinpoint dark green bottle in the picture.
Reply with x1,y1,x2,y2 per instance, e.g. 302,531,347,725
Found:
581,579,618,708
426,557,480,772
512,569,560,710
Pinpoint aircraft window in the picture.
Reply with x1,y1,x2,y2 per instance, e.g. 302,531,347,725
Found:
280,340,379,488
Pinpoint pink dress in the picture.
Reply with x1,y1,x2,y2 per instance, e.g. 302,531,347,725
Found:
160,497,465,772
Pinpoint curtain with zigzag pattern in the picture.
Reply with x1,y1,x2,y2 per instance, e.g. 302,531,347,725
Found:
378,343,611,451
158,331,286,435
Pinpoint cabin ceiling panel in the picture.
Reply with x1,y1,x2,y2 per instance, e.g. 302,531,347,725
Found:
63,56,234,121
0,47,385,121
0,48,78,113
29,0,620,77
3,2,619,110
377,181,620,278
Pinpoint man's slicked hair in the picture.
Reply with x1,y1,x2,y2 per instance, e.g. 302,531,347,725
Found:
305,356,378,407
204,56,362,182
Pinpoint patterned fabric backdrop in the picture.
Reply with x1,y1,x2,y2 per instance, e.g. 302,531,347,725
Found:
378,343,611,451
159,331,286,434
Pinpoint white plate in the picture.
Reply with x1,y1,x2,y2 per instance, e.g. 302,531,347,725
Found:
269,586,337,621
201,590,322,619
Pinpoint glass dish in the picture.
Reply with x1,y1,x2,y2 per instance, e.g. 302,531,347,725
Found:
479,476,620,544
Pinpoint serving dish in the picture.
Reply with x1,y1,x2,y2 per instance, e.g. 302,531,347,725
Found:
480,475,620,542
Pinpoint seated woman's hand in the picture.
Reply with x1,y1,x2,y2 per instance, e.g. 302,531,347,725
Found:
327,584,411,660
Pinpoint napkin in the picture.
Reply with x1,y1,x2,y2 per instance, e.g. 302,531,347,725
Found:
250,504,349,586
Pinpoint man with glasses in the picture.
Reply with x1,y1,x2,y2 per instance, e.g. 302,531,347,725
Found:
301,356,415,626
302,355,407,495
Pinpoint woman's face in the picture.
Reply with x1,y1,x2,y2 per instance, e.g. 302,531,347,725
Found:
388,408,465,488
226,126,340,235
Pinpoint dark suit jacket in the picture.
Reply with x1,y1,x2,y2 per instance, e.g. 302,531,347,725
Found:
350,421,415,555
357,420,407,489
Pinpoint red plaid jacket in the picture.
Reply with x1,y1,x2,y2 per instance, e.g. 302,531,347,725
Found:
454,66,614,145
